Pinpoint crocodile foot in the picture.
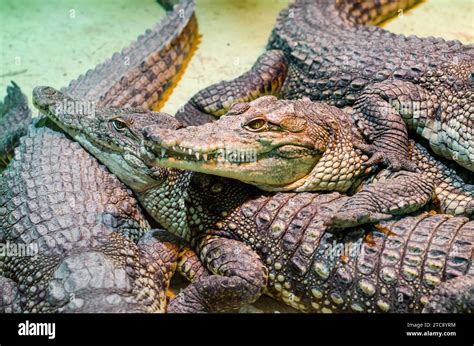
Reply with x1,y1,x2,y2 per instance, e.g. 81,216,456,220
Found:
354,140,419,172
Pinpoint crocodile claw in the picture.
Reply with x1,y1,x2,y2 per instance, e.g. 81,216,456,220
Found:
365,151,420,172
354,141,420,172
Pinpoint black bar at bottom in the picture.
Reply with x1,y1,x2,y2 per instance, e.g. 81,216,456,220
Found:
0,313,472,345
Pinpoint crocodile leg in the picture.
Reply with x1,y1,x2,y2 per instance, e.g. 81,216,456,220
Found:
288,171,436,275
177,247,209,283
143,230,209,301
328,171,435,228
352,80,439,172
289,167,468,276
285,171,435,275
126,228,209,301
175,49,288,126
138,228,209,283
404,142,472,217
423,275,474,313
137,229,183,310
167,236,267,312
351,141,473,218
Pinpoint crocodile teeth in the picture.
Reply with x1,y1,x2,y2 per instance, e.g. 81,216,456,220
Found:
161,148,166,158
203,153,208,161
188,148,193,156
195,152,200,160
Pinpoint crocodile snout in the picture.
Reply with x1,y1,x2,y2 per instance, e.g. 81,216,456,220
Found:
32,86,61,111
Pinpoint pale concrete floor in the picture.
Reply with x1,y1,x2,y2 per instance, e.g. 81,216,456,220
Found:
163,0,474,115
0,0,473,112
0,0,473,313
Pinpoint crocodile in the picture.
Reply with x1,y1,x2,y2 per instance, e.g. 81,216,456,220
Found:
33,88,474,313
168,192,474,314
0,110,189,312
0,82,31,168
0,0,199,312
0,125,184,313
175,0,474,173
141,96,474,221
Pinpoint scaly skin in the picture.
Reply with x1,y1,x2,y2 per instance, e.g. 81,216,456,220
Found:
140,96,473,219
0,122,178,312
0,0,199,313
34,90,473,313
33,86,192,241
369,142,474,217
169,191,474,313
0,82,31,168
64,0,197,108
176,0,473,172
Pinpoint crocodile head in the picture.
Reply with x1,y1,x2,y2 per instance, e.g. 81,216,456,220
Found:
32,85,182,193
33,86,196,240
143,96,367,192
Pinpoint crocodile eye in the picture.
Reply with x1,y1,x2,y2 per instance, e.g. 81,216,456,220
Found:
112,119,127,132
244,118,267,131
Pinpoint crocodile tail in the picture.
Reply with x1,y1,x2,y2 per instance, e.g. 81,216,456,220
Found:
63,0,198,110
335,0,423,26
156,0,182,11
0,82,31,168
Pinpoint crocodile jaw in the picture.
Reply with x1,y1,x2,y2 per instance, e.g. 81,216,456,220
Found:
140,138,318,189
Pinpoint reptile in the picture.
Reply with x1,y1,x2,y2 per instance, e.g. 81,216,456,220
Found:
33,87,473,313
0,82,31,168
0,0,200,312
140,96,474,223
175,0,473,173
0,122,185,313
